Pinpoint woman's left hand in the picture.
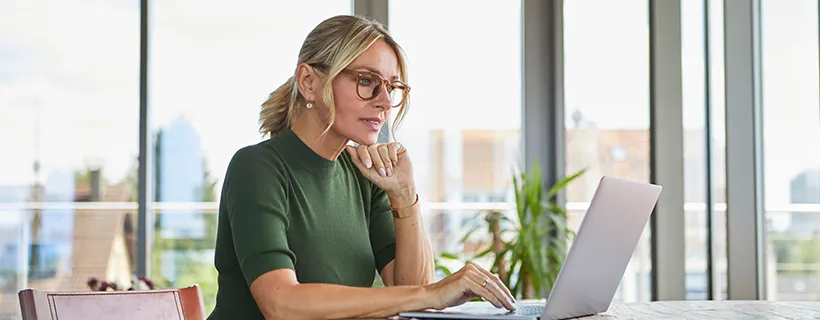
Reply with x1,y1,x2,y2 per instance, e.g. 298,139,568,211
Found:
346,142,416,201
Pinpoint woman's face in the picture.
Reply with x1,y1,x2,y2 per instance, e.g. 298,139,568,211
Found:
322,40,399,146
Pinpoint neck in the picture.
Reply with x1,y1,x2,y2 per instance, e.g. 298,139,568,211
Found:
291,109,349,161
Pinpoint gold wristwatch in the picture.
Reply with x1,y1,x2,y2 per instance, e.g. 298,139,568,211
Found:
391,194,419,219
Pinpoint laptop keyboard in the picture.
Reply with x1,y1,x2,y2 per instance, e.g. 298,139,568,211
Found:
515,304,544,316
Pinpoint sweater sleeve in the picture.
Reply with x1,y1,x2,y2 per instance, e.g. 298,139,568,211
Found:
224,146,296,286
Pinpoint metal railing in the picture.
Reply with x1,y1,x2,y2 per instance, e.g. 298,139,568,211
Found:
1,201,820,213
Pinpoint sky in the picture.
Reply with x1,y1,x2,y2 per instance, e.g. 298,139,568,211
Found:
0,0,818,205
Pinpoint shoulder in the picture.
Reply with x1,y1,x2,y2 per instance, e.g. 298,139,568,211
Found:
226,140,289,181
222,141,291,209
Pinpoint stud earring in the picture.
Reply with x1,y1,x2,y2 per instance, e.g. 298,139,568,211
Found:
306,102,314,109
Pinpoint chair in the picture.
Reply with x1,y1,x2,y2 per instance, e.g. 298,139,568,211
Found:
18,285,206,320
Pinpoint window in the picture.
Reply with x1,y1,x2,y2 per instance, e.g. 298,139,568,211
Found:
761,0,820,301
0,1,139,318
681,0,729,301
706,0,729,300
388,0,522,268
564,0,652,302
681,0,709,300
149,1,351,312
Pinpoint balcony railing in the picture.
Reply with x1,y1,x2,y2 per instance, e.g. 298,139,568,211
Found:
2,201,820,213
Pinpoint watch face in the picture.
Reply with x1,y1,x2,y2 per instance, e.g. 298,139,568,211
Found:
392,209,411,219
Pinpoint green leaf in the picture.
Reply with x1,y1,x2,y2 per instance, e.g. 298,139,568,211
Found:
546,168,586,200
459,227,481,245
439,252,460,260
472,247,496,260
436,265,452,276
506,243,522,288
512,264,525,298
525,238,545,280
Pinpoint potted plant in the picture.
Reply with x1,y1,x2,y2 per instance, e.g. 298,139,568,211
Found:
457,164,585,299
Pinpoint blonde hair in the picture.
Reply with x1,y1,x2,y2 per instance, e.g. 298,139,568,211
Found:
259,15,409,138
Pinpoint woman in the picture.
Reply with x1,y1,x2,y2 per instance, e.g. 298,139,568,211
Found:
208,15,516,319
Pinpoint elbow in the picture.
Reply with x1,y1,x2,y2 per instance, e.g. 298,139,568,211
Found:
261,297,304,320
259,295,289,320
258,286,305,320
260,299,287,320
250,270,306,319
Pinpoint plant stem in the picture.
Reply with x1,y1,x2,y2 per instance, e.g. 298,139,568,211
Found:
489,211,508,283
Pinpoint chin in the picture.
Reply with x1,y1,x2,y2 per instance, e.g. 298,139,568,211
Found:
348,132,380,146
359,134,380,145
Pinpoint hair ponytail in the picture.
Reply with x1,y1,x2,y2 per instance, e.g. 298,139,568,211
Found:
259,76,300,137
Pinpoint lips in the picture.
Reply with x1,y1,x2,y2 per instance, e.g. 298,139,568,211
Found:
361,118,383,132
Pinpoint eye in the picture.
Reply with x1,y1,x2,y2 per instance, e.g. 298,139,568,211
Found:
359,75,375,86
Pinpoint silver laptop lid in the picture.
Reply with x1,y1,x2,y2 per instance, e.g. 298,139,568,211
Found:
541,176,662,320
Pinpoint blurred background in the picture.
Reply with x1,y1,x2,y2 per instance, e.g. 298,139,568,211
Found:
1,0,819,318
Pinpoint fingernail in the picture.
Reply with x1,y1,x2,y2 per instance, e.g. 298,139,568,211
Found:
386,168,393,177
365,159,372,168
379,168,386,177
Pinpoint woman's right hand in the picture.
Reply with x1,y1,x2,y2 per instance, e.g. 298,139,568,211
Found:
423,262,517,312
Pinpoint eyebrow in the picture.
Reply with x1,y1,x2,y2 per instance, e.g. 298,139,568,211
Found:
352,66,398,80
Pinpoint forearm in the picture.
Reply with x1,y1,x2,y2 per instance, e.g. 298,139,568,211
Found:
389,188,436,285
263,282,429,319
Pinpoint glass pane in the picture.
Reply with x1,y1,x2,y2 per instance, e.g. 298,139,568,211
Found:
149,1,351,312
680,0,730,301
0,1,139,318
761,0,820,301
564,0,651,302
388,0,522,280
681,0,709,300
707,0,729,301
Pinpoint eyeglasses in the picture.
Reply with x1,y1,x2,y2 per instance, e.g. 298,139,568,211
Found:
339,69,410,108
310,64,410,108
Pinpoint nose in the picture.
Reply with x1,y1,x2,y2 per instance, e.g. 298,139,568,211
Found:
372,83,392,110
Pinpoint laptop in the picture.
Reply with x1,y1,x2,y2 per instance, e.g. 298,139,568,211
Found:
399,176,662,320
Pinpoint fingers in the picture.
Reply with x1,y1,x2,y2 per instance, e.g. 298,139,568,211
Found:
395,142,407,156
472,263,516,305
387,143,400,167
377,145,393,177
465,275,507,310
462,263,516,311
368,145,386,177
357,145,373,170
349,143,404,178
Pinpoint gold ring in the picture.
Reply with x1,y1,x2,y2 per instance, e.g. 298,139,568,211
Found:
482,278,489,287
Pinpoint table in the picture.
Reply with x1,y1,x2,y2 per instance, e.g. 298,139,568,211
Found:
583,300,820,319
394,300,820,319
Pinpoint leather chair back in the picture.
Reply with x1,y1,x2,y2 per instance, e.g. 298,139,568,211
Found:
18,285,206,320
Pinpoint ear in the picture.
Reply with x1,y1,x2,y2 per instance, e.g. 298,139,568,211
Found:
295,63,320,101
